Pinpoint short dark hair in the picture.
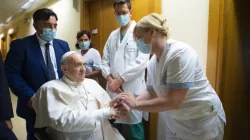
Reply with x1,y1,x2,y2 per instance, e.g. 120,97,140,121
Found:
75,30,94,49
33,8,58,23
113,0,132,10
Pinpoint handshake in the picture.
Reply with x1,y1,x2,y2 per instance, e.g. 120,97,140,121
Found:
108,92,137,119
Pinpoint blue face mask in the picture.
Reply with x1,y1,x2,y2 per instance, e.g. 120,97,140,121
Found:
40,28,56,41
79,41,91,50
136,39,152,54
116,14,130,27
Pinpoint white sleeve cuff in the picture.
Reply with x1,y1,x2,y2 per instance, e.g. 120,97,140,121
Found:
93,107,111,121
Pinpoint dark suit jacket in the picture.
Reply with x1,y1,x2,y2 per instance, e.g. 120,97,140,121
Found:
5,34,70,121
0,52,14,121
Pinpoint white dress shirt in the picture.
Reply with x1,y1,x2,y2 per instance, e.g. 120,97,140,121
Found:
36,34,59,79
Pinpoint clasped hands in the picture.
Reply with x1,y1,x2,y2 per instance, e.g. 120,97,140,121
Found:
108,92,137,119
107,75,123,94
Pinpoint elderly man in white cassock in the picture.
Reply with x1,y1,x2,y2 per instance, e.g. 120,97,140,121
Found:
31,51,126,140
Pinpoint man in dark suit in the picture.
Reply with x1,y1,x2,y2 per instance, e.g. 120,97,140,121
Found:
5,8,70,140
0,52,17,140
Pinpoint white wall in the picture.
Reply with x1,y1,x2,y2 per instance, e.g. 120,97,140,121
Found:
1,0,80,50
162,0,209,71
49,0,80,50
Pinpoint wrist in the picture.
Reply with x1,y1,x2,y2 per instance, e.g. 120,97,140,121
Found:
104,107,111,118
118,77,124,84
133,100,139,110
93,107,111,121
107,75,112,81
109,100,114,107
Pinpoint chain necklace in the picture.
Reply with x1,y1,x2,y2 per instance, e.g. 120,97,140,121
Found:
65,81,89,110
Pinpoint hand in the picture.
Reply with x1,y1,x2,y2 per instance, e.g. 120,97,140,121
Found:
115,102,130,116
109,107,120,119
109,106,128,119
109,99,130,113
109,99,116,108
109,99,130,119
108,77,124,93
107,75,115,92
107,75,114,84
113,97,131,111
116,93,137,109
28,98,33,108
5,120,13,130
114,88,123,94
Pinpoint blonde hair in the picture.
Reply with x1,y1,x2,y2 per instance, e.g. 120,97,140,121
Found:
134,13,169,39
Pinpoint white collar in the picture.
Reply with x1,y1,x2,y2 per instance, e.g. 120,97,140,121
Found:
166,38,175,44
62,75,83,86
36,33,53,46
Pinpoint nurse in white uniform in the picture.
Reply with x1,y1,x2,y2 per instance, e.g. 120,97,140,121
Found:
117,13,226,140
76,30,102,83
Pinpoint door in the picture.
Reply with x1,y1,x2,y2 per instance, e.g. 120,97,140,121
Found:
10,33,17,42
206,0,250,139
1,38,7,60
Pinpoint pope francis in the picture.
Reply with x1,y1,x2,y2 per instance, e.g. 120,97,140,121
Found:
32,51,126,140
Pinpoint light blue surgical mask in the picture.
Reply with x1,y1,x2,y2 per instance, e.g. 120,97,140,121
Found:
116,14,130,27
136,39,152,54
40,28,56,41
79,41,91,50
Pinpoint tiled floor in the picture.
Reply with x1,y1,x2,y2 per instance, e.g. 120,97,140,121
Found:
11,93,26,140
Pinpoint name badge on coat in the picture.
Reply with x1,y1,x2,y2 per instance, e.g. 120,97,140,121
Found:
126,48,136,52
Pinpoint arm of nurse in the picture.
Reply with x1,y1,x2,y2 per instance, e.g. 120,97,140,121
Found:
136,89,158,101
119,88,188,112
120,47,196,112
135,88,188,112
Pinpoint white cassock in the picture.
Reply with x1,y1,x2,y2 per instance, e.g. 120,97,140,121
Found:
147,39,226,140
32,76,124,140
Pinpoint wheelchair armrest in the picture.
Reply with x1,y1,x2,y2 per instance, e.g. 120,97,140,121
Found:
34,128,53,140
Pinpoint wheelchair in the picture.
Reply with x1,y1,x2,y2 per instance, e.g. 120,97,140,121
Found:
34,127,53,140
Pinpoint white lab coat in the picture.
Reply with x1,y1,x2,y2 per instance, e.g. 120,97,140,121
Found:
101,21,149,124
32,76,124,140
147,39,226,140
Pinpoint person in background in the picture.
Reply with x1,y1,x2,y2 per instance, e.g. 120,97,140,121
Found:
76,30,102,83
0,52,17,140
101,0,149,139
5,8,70,140
116,13,226,140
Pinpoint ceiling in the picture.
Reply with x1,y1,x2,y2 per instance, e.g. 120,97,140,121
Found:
0,0,29,24
0,0,49,31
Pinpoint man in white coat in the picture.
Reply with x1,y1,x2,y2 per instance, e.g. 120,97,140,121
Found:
32,51,126,140
101,0,149,139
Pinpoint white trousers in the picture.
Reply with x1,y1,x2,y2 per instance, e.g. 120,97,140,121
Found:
164,119,224,140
